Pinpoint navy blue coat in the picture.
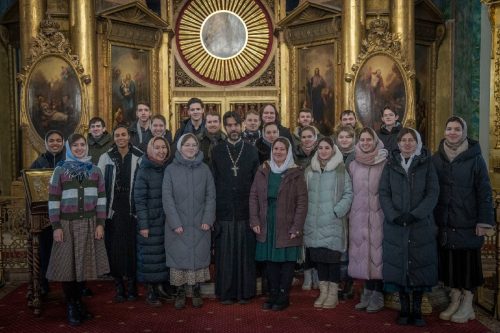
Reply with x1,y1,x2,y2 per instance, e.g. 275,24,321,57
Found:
432,139,494,249
134,155,169,283
379,148,439,288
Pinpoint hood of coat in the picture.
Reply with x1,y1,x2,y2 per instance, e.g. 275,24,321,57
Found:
173,149,204,168
310,144,343,172
139,154,168,172
437,137,481,163
379,122,402,135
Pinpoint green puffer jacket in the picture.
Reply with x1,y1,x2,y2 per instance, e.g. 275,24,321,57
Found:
304,146,353,252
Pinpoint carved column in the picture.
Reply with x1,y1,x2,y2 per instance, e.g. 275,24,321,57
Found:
391,0,414,71
70,0,96,120
19,0,46,168
342,0,363,111
279,0,290,127
159,2,171,128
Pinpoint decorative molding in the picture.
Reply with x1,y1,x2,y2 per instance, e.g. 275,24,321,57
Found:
285,17,340,45
248,59,276,87
494,29,500,148
98,1,170,30
278,1,340,28
174,59,203,88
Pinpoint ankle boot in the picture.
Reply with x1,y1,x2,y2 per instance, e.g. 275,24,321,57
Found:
355,288,373,310
397,292,410,325
114,278,126,303
175,285,186,310
271,289,289,311
302,269,313,290
322,282,339,309
192,283,203,308
262,289,279,310
75,296,93,321
451,290,475,323
67,300,81,326
127,277,137,301
342,278,354,300
366,290,384,313
156,283,175,303
146,284,162,307
311,268,319,289
439,288,462,321
314,281,329,307
412,291,426,327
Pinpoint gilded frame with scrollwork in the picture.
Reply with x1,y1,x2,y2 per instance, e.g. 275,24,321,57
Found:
17,15,90,153
349,18,416,129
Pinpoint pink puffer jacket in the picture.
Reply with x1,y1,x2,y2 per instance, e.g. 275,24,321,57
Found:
348,158,386,280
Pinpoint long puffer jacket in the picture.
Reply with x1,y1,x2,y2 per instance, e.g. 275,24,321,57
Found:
380,148,439,287
304,147,353,252
134,155,169,283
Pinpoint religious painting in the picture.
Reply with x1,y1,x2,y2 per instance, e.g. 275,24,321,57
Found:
111,45,151,126
229,102,272,120
354,53,406,131
27,56,82,141
415,44,431,145
298,43,335,133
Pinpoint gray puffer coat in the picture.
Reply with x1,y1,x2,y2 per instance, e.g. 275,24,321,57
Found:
162,151,216,270
379,148,439,287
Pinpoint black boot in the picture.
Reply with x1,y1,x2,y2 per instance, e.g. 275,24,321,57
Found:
192,283,203,308
397,292,410,325
262,289,278,310
67,301,82,326
412,291,426,327
271,289,289,311
80,281,93,297
75,297,93,321
127,277,137,301
114,278,126,303
174,285,186,310
146,284,162,307
155,283,174,303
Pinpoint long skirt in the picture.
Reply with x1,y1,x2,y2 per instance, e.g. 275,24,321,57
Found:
439,248,484,290
46,218,109,282
105,194,136,278
170,267,210,287
214,219,256,301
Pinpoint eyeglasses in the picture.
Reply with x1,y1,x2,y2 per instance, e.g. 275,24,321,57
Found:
182,143,198,148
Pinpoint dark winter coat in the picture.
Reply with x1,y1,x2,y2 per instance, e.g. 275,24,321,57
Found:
129,121,152,152
162,151,216,270
377,123,401,153
432,139,494,249
249,164,308,248
134,155,169,283
88,132,113,165
379,148,439,287
173,118,205,144
255,138,271,165
212,139,260,221
197,129,227,166
30,150,65,169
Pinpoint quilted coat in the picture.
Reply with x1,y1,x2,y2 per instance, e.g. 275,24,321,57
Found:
303,147,353,252
347,151,386,280
162,151,216,270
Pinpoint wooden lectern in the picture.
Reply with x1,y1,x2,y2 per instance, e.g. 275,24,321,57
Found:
21,169,54,316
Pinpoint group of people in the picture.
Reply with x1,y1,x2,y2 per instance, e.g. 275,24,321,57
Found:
36,98,493,328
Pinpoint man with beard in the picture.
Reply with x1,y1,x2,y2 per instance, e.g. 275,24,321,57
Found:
211,111,260,304
197,111,226,166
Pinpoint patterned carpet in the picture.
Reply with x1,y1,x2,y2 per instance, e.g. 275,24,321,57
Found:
0,281,494,333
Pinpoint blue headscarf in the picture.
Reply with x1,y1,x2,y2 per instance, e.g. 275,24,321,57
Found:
60,139,93,182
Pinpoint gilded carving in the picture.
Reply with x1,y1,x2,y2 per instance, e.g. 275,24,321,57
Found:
174,59,204,88
494,29,500,148
248,59,276,87
285,18,340,45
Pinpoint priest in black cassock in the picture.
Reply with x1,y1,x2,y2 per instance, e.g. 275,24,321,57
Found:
212,111,260,304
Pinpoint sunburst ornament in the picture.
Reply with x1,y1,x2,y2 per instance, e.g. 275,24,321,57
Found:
175,0,274,86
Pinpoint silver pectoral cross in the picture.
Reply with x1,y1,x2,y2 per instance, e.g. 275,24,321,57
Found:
231,165,239,176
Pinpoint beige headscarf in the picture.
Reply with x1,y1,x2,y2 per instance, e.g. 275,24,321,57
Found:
147,136,170,165
354,128,388,165
443,116,468,162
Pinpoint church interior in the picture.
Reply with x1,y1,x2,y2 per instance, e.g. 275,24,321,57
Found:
0,0,500,331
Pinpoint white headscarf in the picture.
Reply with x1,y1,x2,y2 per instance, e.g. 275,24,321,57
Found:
269,137,295,174
176,133,199,160
398,128,422,174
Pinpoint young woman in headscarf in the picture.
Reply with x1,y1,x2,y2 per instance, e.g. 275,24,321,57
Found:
249,137,308,311
432,116,494,324
47,133,109,326
134,136,171,307
304,137,353,309
162,133,215,310
348,127,388,313
379,128,439,326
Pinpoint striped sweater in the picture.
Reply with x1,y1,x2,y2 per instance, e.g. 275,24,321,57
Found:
48,165,107,229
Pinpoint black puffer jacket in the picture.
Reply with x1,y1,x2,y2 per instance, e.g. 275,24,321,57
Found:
30,150,65,169
432,139,494,249
379,148,439,287
133,155,169,283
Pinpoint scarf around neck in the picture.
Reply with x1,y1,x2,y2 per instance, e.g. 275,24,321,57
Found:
269,138,295,174
62,141,93,181
354,130,387,166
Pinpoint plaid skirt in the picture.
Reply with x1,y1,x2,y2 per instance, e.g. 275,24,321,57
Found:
46,218,110,282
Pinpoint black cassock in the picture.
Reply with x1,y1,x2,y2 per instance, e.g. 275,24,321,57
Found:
211,139,260,301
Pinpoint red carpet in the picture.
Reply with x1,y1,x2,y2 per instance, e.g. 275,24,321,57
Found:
0,282,493,333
